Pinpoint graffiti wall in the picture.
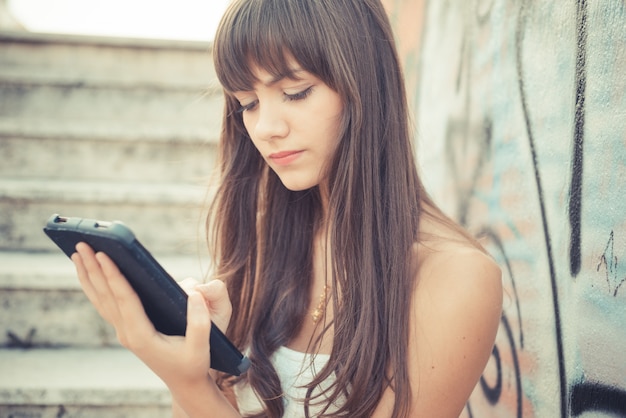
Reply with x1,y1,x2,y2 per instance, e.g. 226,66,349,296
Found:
383,0,626,416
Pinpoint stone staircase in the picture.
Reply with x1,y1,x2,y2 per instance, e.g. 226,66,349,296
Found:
0,30,223,417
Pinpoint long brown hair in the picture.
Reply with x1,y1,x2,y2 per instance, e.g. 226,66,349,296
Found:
208,0,432,416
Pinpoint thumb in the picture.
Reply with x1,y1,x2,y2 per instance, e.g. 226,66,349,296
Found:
186,291,211,356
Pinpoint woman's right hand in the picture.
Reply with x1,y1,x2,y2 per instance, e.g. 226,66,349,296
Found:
72,243,240,417
71,243,214,383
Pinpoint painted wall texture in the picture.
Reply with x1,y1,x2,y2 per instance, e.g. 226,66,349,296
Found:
383,0,626,417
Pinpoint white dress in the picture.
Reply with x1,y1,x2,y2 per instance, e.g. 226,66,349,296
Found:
235,346,344,417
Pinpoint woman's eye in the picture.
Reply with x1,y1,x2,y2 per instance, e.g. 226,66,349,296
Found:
284,86,313,102
236,100,258,113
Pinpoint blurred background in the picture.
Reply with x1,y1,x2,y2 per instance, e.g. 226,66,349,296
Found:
1,2,230,416
5,0,230,41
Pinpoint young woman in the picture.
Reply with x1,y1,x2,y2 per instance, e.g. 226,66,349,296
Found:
72,0,503,416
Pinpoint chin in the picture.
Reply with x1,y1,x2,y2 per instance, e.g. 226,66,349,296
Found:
277,176,318,192
280,182,315,192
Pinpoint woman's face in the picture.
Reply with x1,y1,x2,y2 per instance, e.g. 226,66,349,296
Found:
232,60,344,192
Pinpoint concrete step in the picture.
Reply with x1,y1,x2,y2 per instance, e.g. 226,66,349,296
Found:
0,80,223,142
0,348,171,417
0,33,218,415
0,135,217,183
0,179,210,254
0,31,216,89
0,251,211,348
0,31,223,144
0,30,223,163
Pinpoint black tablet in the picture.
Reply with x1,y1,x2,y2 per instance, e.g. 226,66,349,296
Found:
43,214,250,376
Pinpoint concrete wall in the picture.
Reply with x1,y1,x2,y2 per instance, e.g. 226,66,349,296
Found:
383,0,626,417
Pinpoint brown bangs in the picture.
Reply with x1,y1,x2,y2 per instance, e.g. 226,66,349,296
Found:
212,0,335,93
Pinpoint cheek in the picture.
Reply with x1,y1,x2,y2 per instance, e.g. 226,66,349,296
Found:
325,113,344,153
318,124,343,175
241,117,262,151
325,136,342,165
241,114,254,138
327,99,344,139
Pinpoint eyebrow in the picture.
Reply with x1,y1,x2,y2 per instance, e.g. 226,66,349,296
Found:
260,68,305,87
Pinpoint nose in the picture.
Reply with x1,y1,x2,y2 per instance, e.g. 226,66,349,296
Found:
252,102,289,142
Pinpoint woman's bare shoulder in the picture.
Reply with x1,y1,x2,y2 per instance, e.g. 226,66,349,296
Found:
413,212,501,292
415,241,501,289
412,217,503,337
402,221,503,416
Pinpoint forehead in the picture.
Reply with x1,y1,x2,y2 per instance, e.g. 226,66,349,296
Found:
250,66,307,88
213,0,340,95
227,55,307,92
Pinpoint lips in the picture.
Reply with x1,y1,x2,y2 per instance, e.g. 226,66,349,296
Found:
268,150,303,166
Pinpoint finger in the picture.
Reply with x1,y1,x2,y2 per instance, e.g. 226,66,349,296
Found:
71,247,98,305
195,280,231,332
178,277,200,295
95,251,157,348
196,280,231,312
73,243,119,323
76,243,114,301
95,251,137,300
185,291,212,363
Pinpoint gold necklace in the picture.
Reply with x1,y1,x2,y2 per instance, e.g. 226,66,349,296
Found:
311,284,329,323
